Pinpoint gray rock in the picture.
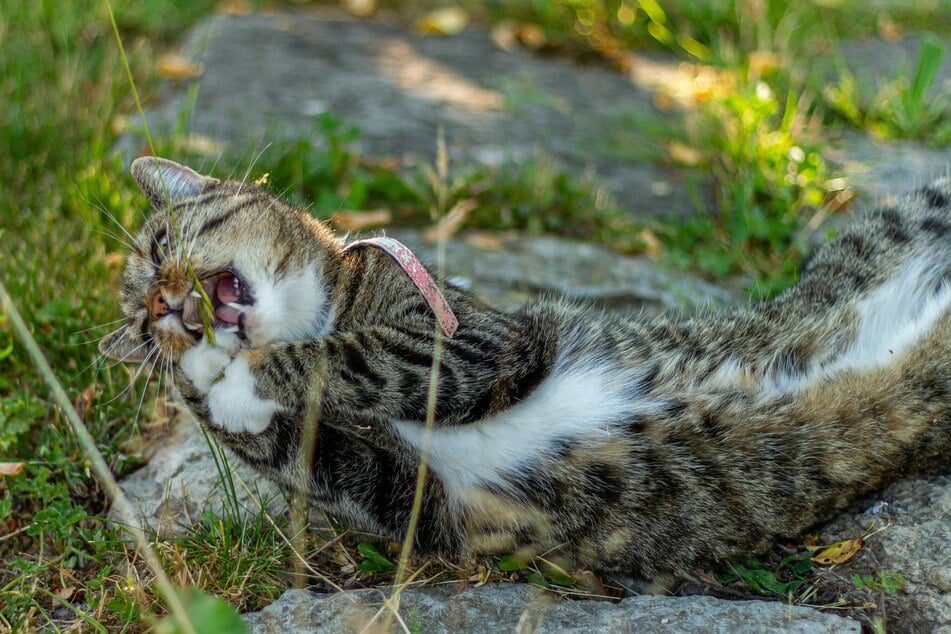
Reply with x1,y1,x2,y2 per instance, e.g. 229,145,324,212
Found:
112,418,284,534
836,34,951,103
243,584,860,633
825,133,951,209
135,9,694,220
389,229,738,314
820,476,951,633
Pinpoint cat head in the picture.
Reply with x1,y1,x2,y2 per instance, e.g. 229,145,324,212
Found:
99,157,343,362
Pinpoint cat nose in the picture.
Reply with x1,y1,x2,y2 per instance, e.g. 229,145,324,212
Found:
150,290,183,320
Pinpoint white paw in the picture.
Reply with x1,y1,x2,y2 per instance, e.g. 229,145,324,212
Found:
179,338,233,393
207,356,283,434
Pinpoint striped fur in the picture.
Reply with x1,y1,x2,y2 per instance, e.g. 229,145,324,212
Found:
101,158,951,576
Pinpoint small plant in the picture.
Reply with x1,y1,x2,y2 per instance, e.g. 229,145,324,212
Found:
357,542,397,573
719,551,816,600
852,571,906,597
239,112,422,217
824,38,950,144
660,76,848,295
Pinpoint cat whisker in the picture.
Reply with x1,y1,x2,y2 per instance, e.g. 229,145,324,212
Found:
132,350,162,427
83,193,143,237
235,143,270,198
92,226,136,252
73,318,126,337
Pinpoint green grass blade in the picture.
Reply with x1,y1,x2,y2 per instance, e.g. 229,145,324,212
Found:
0,277,197,634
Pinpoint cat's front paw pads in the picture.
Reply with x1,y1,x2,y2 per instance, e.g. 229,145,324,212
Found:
179,337,234,393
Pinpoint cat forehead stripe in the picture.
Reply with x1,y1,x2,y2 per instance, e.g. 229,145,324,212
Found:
344,237,458,338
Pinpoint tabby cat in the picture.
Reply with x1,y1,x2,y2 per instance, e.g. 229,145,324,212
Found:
101,157,951,577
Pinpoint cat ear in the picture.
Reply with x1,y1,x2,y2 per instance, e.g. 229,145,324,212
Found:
98,326,149,362
130,157,219,209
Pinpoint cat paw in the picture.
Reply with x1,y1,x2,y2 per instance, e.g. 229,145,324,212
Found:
179,336,234,393
207,356,283,434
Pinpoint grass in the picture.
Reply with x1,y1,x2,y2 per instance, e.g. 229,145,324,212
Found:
1,0,949,630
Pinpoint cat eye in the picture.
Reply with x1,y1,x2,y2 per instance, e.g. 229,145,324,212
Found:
151,230,169,265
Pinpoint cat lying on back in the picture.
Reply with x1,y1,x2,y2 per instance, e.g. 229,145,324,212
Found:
101,157,951,577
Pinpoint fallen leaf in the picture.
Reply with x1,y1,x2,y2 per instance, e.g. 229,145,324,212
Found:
810,535,864,565
0,462,25,478
422,199,478,244
343,0,377,18
653,91,674,112
157,55,203,81
573,569,609,595
330,209,392,232
173,134,223,157
215,0,253,15
639,229,662,259
748,50,781,77
73,384,97,421
415,7,469,36
490,20,519,52
463,231,505,251
877,13,902,42
668,141,703,166
515,23,546,50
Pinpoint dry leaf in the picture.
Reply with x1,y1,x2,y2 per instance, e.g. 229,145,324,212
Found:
490,20,519,52
173,134,223,157
515,23,547,50
157,55,203,81
415,7,469,36
653,91,674,112
639,229,662,259
668,141,703,166
801,533,821,549
464,231,505,251
104,252,125,267
573,569,609,595
215,0,253,15
748,50,781,77
877,13,902,42
810,535,864,565
0,462,25,478
330,209,392,232
422,199,478,244
343,0,377,18
73,384,97,421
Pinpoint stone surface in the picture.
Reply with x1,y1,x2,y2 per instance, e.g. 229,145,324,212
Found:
820,476,951,633
390,229,736,314
112,417,284,534
138,9,695,220
243,584,861,634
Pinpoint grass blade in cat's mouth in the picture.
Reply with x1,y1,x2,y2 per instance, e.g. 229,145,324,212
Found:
181,271,251,340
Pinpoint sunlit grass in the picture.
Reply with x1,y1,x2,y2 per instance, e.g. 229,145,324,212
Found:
1,0,949,629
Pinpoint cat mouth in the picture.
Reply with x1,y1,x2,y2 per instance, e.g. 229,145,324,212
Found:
181,270,253,340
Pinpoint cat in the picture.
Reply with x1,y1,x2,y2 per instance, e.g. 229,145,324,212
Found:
101,156,951,578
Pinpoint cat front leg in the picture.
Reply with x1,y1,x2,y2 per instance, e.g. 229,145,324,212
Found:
178,331,283,434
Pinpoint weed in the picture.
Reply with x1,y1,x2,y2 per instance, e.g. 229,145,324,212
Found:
719,551,816,600
659,77,848,295
824,38,951,144
852,571,906,597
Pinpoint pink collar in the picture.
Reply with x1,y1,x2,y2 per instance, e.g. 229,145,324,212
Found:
343,237,458,338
